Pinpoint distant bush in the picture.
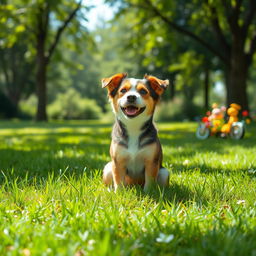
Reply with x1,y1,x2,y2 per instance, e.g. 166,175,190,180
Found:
0,92,17,118
155,99,184,122
48,88,102,120
19,94,37,119
155,98,203,122
182,100,203,121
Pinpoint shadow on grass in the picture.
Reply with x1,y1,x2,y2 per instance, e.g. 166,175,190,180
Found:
0,121,255,196
160,122,256,173
126,182,208,206
160,126,256,155
119,222,256,256
0,126,111,184
0,147,108,184
0,120,113,129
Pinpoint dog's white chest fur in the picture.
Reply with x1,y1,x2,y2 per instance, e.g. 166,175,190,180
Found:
119,116,149,179
126,134,144,178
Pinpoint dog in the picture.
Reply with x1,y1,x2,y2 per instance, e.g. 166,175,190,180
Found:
102,73,169,191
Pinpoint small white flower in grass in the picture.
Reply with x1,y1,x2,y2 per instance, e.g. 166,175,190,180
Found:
78,231,89,242
56,232,67,239
161,210,168,215
221,160,229,165
183,159,189,165
88,240,95,246
237,200,246,205
142,227,147,232
88,239,96,251
22,248,31,256
156,233,174,243
46,248,52,254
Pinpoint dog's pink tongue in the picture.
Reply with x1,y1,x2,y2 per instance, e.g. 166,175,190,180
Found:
126,106,138,116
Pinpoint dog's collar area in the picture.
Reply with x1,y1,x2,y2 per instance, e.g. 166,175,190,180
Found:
121,106,146,118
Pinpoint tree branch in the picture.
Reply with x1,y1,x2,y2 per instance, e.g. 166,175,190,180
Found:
207,3,231,58
233,0,243,24
143,0,229,65
242,0,256,36
225,0,243,35
46,0,82,63
43,2,50,36
247,32,256,64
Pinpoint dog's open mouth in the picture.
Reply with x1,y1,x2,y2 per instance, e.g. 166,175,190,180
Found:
121,105,146,118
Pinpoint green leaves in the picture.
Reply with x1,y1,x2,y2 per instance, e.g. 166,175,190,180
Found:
15,24,25,33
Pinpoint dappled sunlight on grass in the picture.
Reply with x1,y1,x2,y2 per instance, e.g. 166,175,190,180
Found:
0,121,113,179
157,122,256,174
0,120,255,177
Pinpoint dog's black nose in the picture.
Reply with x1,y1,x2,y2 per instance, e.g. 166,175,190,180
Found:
127,95,137,103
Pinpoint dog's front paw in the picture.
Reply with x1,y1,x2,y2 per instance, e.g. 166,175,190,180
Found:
143,182,156,193
114,184,126,193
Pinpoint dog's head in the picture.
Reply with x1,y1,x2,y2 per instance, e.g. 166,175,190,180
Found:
102,73,169,120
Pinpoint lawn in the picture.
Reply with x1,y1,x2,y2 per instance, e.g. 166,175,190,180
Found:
0,120,256,256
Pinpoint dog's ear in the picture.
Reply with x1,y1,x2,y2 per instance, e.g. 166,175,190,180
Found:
144,74,169,96
102,73,127,96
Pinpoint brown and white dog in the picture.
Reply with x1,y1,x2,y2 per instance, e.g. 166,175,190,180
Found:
102,73,169,191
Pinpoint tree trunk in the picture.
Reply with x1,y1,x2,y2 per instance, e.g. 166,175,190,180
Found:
225,42,249,111
36,57,47,121
224,69,230,106
7,92,20,116
36,35,48,121
34,2,81,121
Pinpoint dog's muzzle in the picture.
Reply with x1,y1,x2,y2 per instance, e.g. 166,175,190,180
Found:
127,95,137,103
121,104,146,118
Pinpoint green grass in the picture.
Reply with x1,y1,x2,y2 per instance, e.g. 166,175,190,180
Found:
0,120,256,256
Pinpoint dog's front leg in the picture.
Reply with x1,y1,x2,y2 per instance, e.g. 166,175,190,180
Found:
144,160,159,192
112,160,127,192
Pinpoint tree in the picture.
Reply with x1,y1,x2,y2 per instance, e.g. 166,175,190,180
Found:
32,0,83,121
0,42,35,114
0,0,88,121
105,5,214,110
0,2,35,115
1,0,87,121
108,0,256,111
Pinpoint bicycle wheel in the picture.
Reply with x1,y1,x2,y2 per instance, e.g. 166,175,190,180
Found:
230,122,245,139
196,123,210,140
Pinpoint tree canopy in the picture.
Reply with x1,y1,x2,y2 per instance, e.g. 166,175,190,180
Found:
107,0,256,111
1,0,256,120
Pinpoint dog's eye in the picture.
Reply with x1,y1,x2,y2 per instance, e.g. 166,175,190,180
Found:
139,89,148,95
120,88,127,94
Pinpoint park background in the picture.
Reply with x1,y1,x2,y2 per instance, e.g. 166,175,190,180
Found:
1,1,256,256
1,0,256,121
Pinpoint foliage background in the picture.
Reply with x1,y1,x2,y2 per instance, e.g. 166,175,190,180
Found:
1,0,256,121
